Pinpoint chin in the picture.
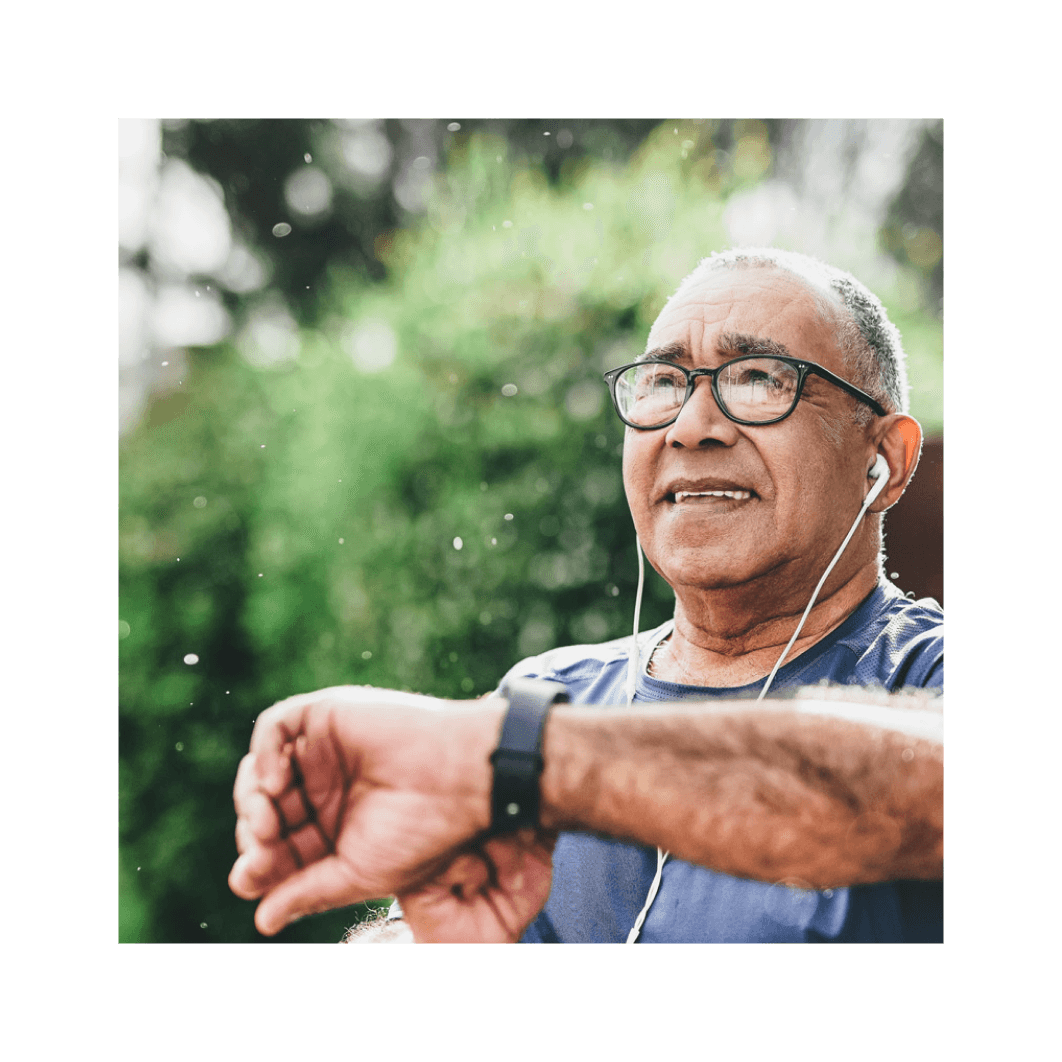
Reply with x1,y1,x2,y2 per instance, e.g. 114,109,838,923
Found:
652,550,764,593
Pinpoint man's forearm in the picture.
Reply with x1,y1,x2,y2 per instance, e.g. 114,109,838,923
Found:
535,690,942,887
231,684,941,939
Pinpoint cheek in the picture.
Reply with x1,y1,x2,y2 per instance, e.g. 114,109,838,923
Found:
784,457,864,531
621,435,648,499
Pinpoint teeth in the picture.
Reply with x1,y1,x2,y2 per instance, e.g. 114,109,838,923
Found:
674,490,751,502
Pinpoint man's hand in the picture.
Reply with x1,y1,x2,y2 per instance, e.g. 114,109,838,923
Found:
228,687,555,942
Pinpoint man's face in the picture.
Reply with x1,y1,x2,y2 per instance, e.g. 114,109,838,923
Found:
623,267,876,601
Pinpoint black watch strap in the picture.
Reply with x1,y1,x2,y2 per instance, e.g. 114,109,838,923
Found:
488,677,569,835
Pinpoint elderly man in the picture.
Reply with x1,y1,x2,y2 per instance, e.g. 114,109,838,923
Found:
229,248,943,944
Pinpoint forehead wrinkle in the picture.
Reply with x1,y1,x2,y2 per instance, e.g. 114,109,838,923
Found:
643,330,797,370
717,332,792,360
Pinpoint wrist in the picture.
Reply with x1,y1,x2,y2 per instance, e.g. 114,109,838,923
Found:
537,706,593,833
416,699,507,837
487,678,568,835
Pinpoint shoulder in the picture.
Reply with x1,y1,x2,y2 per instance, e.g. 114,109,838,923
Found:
496,623,670,705
501,635,632,686
842,582,943,692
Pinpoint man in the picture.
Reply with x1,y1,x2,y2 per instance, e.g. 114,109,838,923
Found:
229,248,943,943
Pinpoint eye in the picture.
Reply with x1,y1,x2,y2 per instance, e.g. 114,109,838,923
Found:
730,366,787,390
633,364,685,394
723,359,798,393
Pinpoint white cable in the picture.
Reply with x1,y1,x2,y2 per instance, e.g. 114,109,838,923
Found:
625,536,670,943
626,846,669,944
624,536,646,705
625,461,886,940
756,469,885,702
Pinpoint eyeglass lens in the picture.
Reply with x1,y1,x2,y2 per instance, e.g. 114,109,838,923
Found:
615,358,801,427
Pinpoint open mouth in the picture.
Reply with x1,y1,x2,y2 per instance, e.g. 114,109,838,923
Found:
670,489,753,503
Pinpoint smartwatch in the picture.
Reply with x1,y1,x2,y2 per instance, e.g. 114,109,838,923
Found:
488,677,568,834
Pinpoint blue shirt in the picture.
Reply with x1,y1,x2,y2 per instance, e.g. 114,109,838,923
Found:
500,581,943,943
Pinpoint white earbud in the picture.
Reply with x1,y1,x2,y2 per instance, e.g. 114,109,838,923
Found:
865,453,890,505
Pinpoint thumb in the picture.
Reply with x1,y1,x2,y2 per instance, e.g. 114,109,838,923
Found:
253,856,365,936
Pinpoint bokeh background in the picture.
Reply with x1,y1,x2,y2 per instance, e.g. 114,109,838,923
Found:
118,118,943,943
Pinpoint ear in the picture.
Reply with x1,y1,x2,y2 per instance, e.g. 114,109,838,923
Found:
868,414,923,513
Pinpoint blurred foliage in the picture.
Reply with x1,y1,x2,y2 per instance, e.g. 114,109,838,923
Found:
881,121,944,313
120,120,943,942
161,118,665,324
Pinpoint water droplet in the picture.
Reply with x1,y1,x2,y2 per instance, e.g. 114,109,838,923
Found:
193,496,207,508
175,742,184,751
901,748,915,762
119,620,131,639
453,537,463,550
543,131,550,136
183,653,199,665
502,220,513,228
609,585,620,597
338,537,344,544
361,650,372,660
137,866,141,871
890,571,900,579
161,360,169,366
304,152,312,163
200,922,208,929
225,691,230,694
272,222,292,237
260,444,266,448
504,513,514,521
582,202,594,211
258,573,263,577
501,383,518,397
490,537,497,545
447,121,461,132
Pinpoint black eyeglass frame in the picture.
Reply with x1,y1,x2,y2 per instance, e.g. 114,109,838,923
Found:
603,354,889,430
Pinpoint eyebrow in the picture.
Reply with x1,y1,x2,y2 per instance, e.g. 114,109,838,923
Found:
640,332,793,365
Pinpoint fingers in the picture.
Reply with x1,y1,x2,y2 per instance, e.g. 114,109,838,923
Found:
231,744,329,900
229,846,276,900
251,856,366,936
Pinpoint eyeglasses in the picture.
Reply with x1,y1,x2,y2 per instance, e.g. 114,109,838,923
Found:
603,355,889,430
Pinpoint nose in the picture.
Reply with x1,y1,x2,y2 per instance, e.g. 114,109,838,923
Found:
663,373,740,449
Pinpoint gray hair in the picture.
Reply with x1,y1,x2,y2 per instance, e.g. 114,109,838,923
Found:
668,247,910,420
